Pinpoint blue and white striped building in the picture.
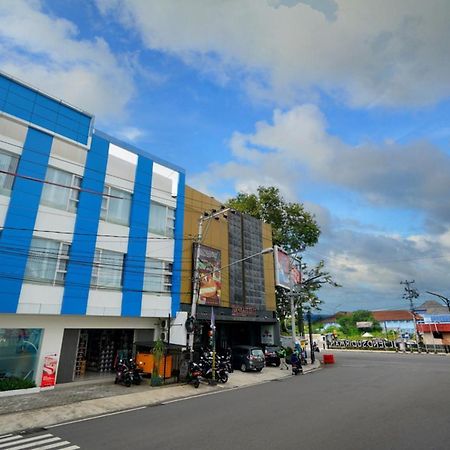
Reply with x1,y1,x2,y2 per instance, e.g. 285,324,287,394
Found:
0,72,186,386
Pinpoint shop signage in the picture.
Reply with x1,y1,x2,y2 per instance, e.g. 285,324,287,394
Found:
274,246,301,290
40,353,58,388
328,339,398,349
195,244,222,306
231,305,257,317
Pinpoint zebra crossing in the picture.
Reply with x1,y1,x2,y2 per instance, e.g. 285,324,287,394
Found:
0,432,79,450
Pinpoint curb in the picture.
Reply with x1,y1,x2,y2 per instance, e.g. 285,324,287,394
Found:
0,363,321,435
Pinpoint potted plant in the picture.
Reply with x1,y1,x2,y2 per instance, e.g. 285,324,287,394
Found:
151,339,165,386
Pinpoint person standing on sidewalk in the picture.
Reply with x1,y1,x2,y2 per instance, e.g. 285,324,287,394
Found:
278,346,288,370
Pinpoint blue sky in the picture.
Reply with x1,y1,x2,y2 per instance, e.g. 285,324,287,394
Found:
2,0,450,313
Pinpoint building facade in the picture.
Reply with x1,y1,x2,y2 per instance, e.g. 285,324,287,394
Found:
0,72,186,386
180,186,278,352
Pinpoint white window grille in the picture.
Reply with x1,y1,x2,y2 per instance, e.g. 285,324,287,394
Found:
100,185,132,226
41,166,82,213
0,149,19,195
143,258,173,294
91,248,124,289
148,201,175,238
25,238,70,285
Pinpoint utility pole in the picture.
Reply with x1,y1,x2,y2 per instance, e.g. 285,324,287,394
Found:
401,280,419,341
188,208,232,360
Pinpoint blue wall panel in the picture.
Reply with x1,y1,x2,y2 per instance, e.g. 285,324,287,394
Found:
171,172,185,317
0,128,53,313
121,157,153,316
0,73,92,145
61,134,109,315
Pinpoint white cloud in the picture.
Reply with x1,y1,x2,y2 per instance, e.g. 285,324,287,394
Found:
0,0,135,119
97,0,450,108
191,104,450,232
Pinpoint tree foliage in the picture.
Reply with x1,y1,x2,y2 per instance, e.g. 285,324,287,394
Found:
227,186,320,251
336,310,382,336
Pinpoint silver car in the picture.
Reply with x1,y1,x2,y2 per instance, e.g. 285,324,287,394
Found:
232,345,265,372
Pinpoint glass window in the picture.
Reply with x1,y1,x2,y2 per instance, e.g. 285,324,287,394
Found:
143,258,173,294
100,185,132,226
0,149,19,195
41,166,82,213
149,201,175,237
25,238,70,285
0,328,43,382
91,248,124,289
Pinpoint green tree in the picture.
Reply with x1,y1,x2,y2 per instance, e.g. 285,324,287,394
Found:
227,186,320,251
337,310,382,337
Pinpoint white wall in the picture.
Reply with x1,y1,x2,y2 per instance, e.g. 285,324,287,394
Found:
0,314,159,388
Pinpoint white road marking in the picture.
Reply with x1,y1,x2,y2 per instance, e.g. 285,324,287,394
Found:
46,405,147,429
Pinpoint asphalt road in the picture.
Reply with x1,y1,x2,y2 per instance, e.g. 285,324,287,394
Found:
10,352,450,450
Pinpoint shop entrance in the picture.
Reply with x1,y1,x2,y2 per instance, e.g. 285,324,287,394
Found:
74,329,134,379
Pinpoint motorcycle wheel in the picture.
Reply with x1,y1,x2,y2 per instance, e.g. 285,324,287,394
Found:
125,378,132,387
114,377,119,384
194,379,200,388
219,373,229,383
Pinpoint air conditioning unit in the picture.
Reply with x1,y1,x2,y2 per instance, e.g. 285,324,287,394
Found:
160,331,167,341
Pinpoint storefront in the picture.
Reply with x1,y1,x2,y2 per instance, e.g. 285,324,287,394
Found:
0,328,43,382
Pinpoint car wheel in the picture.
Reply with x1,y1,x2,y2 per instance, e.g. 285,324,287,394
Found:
240,363,247,372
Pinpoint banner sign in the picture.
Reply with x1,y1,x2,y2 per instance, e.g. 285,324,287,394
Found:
328,339,398,350
356,321,373,328
261,325,275,345
195,244,222,306
40,353,58,388
274,246,301,290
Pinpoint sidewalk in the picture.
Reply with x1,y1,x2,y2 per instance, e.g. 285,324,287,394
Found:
0,361,320,434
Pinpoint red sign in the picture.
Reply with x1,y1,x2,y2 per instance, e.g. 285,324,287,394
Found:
40,354,58,388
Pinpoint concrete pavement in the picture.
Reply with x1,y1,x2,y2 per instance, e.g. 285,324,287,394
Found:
0,360,321,434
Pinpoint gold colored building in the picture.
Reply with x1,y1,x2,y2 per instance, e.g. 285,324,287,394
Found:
180,186,278,350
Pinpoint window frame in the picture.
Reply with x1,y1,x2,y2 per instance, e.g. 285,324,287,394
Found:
91,247,125,290
100,184,132,227
143,257,173,294
0,148,19,196
41,165,82,213
148,201,176,238
25,238,71,286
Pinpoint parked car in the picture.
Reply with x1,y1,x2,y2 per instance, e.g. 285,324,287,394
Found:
232,345,265,372
262,345,281,367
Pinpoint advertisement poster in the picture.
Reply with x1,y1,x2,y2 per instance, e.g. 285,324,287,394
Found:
195,244,222,306
274,246,301,290
261,325,275,345
40,354,58,388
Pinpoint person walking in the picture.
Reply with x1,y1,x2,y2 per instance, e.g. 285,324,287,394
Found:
278,346,288,370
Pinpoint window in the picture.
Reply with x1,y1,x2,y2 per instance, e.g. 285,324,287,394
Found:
0,149,19,195
143,258,173,294
25,237,70,285
41,166,82,213
0,328,43,382
149,201,175,237
91,248,124,289
100,185,132,226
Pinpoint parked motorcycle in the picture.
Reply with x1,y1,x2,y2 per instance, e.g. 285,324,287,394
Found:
199,353,229,384
128,359,142,385
186,361,202,388
115,359,132,387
